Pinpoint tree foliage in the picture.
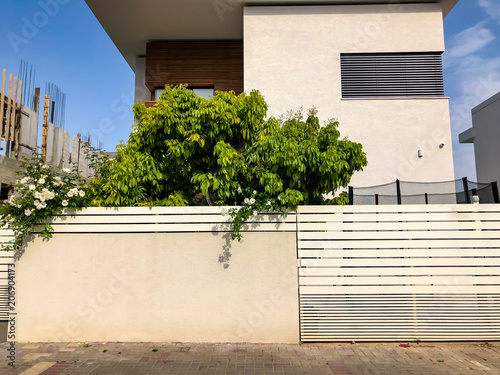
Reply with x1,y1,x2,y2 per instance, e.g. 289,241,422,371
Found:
88,86,367,208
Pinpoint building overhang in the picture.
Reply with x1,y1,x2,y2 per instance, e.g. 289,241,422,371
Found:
84,0,459,72
459,128,476,144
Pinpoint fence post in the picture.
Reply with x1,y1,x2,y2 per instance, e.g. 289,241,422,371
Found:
462,177,470,204
492,181,500,204
42,95,50,162
396,179,401,205
425,193,429,205
375,194,379,205
348,186,353,205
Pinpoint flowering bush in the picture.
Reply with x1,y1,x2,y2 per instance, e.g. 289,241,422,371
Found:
220,188,289,241
0,154,89,253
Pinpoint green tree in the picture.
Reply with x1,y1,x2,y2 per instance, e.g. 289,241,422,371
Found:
88,85,367,209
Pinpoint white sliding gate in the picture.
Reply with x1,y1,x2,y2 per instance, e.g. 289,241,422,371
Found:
297,205,500,342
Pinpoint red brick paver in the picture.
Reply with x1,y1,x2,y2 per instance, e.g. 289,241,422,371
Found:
0,342,499,374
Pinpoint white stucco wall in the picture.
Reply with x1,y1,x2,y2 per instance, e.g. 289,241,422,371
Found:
244,3,454,187
16,231,299,343
471,92,500,185
134,56,150,102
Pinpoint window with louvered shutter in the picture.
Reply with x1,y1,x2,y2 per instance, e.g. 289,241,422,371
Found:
340,52,444,98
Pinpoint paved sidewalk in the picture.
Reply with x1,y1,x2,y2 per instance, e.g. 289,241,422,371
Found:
0,342,499,374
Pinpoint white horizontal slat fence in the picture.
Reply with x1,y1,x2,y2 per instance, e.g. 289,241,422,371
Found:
0,228,14,320
38,207,297,233
297,204,500,342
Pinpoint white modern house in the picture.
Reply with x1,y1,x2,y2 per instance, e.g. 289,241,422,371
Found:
459,91,500,186
84,0,459,187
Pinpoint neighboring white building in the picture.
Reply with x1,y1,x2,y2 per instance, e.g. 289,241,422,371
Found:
85,0,459,187
459,91,500,186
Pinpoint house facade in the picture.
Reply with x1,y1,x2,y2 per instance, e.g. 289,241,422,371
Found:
85,0,459,187
459,91,500,186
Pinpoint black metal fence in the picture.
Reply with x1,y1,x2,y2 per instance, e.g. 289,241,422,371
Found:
348,178,500,205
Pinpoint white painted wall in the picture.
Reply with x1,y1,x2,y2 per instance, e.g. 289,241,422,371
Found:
244,3,454,187
16,230,299,343
471,92,500,185
134,56,150,102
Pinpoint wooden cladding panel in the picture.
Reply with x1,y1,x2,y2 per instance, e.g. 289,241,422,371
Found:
146,41,243,97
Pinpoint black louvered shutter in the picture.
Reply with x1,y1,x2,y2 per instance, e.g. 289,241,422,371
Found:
341,53,444,98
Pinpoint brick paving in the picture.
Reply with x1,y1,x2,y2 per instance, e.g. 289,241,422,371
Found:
0,341,498,374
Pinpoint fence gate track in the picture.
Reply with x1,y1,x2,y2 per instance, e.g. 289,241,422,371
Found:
297,205,500,342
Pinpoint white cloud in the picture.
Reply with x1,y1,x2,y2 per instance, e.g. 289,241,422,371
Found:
479,0,500,22
447,55,500,132
444,16,500,180
444,22,495,60
446,54,500,179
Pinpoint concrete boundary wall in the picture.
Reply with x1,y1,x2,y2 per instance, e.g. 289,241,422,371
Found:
15,207,300,343
10,205,500,343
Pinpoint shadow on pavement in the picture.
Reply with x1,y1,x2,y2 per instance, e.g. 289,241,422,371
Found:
0,321,6,342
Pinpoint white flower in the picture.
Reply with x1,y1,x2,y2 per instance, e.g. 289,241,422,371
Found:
62,168,71,173
79,190,85,197
41,189,55,200
278,196,281,201
24,209,34,216
21,177,30,184
253,210,258,216
34,200,40,206
38,178,45,184
41,164,50,170
67,191,74,197
220,208,228,216
237,187,242,194
33,201,47,210
267,201,272,206
29,185,36,191
62,200,68,207
253,190,257,195
244,198,250,204
54,176,62,182
39,196,46,202
249,198,256,205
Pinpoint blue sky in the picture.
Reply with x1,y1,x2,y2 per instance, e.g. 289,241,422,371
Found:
0,0,135,152
444,0,500,181
0,0,499,182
